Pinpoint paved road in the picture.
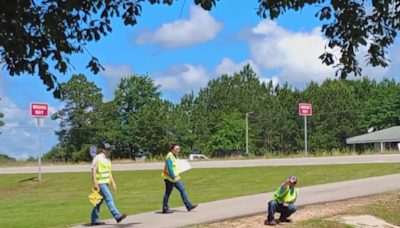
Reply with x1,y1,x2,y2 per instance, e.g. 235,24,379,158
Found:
69,173,400,228
1,154,400,174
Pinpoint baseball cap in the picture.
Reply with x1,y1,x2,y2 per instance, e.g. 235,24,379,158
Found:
288,175,297,180
102,143,112,150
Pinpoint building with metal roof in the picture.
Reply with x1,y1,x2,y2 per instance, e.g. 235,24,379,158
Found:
346,126,400,152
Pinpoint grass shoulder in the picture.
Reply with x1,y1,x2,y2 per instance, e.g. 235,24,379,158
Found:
250,191,400,228
1,163,400,228
294,192,400,227
186,190,400,228
294,219,353,228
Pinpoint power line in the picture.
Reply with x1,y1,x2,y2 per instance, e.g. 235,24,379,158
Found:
179,0,187,19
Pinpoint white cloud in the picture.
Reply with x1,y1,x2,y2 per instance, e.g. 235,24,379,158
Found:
239,20,390,85
214,58,279,86
214,58,260,76
103,16,398,95
13,153,29,161
100,64,135,91
135,6,224,49
0,76,60,159
101,64,134,79
153,64,209,92
100,62,210,93
152,58,278,92
153,19,393,93
260,76,280,87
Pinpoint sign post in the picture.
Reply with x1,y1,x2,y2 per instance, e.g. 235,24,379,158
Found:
299,103,312,155
90,146,97,158
30,102,49,181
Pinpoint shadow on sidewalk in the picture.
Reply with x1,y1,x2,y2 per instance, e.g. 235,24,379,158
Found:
154,209,185,214
80,222,141,227
114,223,142,227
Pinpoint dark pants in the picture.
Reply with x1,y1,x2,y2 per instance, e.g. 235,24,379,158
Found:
163,179,192,211
267,200,297,221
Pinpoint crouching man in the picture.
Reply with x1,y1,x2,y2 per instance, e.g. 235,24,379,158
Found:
264,175,298,226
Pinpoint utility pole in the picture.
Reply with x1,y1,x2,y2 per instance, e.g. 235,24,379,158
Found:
246,111,254,155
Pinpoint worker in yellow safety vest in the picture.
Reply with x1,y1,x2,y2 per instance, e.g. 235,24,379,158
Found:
91,143,127,226
264,175,299,226
161,142,198,214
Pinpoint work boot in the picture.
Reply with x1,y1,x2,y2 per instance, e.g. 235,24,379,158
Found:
279,218,292,223
91,222,106,226
162,210,174,214
116,214,127,223
264,220,277,226
188,204,198,212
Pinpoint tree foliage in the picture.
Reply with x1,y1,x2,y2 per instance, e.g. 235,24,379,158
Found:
51,74,103,162
0,0,144,98
0,154,16,163
1,0,396,97
207,111,245,153
46,65,400,162
256,0,396,79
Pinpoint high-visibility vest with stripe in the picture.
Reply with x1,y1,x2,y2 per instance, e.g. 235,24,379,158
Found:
96,155,112,184
270,185,298,204
161,152,180,182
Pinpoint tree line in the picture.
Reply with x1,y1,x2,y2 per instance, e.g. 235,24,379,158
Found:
27,65,396,162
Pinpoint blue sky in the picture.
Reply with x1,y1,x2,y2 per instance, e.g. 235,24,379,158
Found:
1,1,399,160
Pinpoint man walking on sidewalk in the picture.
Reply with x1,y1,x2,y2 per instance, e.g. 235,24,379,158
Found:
91,143,127,226
265,175,298,226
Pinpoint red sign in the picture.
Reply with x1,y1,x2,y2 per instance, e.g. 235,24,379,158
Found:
30,102,49,117
299,103,312,116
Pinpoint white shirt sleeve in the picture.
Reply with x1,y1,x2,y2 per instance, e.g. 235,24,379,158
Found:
92,156,98,170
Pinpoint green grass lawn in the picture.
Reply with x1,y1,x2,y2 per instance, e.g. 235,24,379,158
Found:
344,195,400,226
1,164,400,228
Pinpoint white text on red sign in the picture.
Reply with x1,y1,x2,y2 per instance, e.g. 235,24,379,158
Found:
31,103,49,117
33,110,46,115
32,105,48,115
32,105,47,110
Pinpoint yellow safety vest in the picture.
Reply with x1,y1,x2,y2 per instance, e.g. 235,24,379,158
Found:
96,154,112,184
161,152,180,182
270,185,298,204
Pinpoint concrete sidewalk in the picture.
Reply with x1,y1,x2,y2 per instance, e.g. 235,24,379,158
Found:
70,174,400,228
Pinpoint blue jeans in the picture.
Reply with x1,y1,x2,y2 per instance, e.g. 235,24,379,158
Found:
267,200,297,221
91,184,121,223
163,179,192,211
